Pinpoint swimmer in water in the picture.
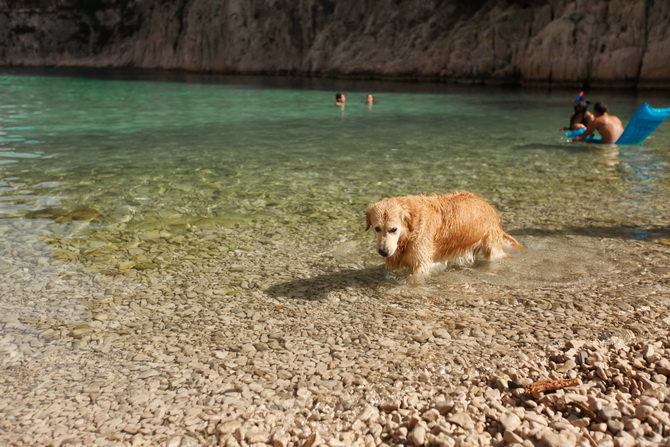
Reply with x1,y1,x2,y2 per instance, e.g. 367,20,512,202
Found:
562,92,594,131
574,102,624,144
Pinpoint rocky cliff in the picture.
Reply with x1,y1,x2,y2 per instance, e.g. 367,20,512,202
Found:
1,0,669,88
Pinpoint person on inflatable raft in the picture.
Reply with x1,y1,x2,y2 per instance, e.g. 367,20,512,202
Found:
573,102,624,144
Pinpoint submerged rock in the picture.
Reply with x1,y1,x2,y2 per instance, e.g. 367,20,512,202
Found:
25,206,101,222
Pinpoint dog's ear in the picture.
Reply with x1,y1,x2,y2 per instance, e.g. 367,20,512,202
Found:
403,208,415,232
365,210,371,231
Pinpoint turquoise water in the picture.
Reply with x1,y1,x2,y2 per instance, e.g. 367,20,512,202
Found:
1,69,670,282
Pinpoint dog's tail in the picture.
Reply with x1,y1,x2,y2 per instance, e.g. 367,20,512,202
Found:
503,232,525,250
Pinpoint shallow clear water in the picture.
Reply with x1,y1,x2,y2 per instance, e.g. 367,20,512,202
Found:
1,69,670,292
4,71,670,447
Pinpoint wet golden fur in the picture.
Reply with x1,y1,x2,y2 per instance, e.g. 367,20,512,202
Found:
365,191,524,276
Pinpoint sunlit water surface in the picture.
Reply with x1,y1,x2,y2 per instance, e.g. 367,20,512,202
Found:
1,69,670,324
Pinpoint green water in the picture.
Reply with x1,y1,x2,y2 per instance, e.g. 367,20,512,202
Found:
1,69,670,284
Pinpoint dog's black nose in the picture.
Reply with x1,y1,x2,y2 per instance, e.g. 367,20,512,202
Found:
378,248,389,257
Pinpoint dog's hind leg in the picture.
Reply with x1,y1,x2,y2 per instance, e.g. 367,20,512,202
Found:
486,232,525,261
482,235,508,261
487,246,508,261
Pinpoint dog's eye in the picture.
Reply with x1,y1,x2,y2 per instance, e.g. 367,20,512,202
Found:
389,227,398,233
374,226,381,232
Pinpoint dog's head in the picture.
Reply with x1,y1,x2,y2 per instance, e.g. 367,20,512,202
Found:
365,198,413,258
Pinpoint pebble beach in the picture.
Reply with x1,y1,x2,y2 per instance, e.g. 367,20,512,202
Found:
1,214,670,447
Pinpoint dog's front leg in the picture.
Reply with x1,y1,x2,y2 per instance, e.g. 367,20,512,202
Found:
407,264,431,286
407,241,433,277
408,255,432,279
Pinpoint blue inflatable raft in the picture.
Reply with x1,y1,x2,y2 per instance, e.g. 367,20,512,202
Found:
565,128,600,142
566,103,670,144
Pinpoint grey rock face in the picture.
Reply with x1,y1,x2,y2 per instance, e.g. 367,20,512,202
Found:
0,0,668,87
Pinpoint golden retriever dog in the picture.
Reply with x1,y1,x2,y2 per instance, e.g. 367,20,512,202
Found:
365,191,524,277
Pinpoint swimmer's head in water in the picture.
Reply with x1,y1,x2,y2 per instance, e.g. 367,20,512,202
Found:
574,99,589,110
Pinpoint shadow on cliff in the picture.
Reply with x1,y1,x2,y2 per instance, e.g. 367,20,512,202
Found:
264,265,390,302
